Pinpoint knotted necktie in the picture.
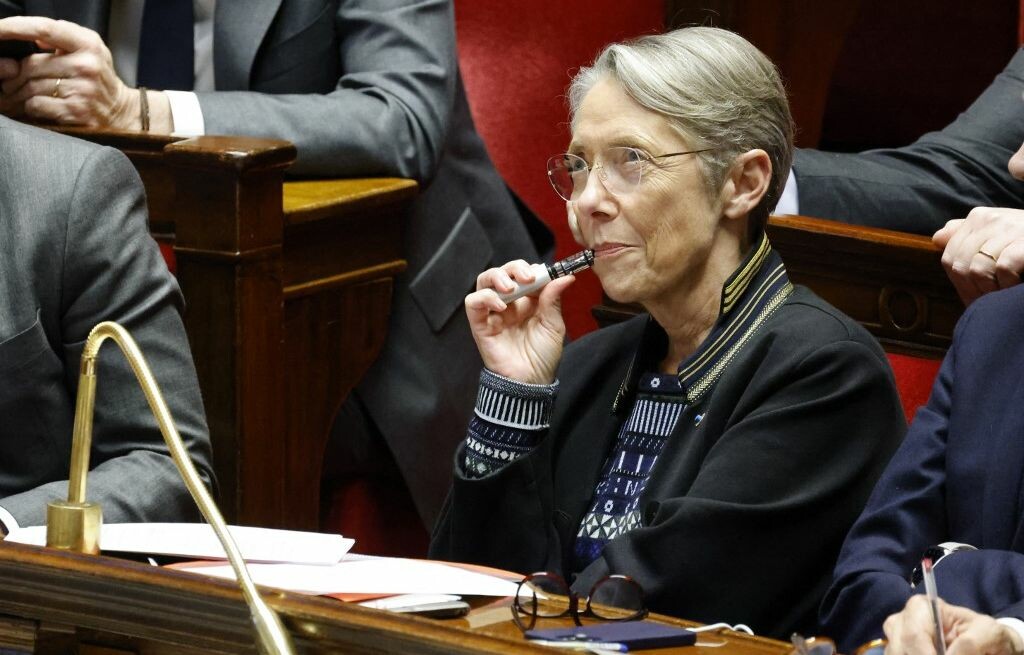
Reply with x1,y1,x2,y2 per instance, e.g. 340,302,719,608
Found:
136,0,195,91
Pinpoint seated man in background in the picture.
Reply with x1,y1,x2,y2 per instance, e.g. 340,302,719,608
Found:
776,48,1024,305
818,140,1024,654
0,115,213,535
0,0,549,530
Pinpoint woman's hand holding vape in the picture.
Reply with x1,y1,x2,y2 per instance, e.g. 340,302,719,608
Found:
464,259,577,386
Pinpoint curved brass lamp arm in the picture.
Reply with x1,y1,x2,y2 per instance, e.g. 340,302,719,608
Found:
47,321,296,655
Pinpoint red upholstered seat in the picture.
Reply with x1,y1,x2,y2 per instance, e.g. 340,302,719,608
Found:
886,353,942,423
456,0,664,338
323,476,429,557
156,238,176,275
319,2,666,556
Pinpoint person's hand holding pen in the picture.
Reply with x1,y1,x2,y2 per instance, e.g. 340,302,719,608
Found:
882,596,1024,655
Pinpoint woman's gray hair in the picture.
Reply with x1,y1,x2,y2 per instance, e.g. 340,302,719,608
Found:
568,26,794,239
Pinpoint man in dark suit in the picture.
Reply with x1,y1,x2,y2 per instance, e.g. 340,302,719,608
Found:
0,115,213,535
816,104,1024,649
776,49,1024,306
819,280,1024,652
0,0,549,528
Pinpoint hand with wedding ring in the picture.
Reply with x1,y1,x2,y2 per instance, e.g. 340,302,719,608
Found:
932,206,1024,305
0,16,138,129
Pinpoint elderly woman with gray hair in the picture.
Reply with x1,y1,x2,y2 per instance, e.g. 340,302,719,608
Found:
430,27,905,637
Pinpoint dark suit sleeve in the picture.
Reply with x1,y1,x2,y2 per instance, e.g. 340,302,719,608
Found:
0,1,24,16
429,427,559,574
570,339,905,635
0,146,214,526
817,347,955,651
197,0,455,179
818,299,1024,650
791,48,1024,234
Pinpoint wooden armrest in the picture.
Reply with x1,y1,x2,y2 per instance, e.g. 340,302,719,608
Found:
44,124,415,529
766,214,940,277
284,178,417,225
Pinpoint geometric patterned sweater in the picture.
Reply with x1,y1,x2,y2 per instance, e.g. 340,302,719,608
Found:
463,368,686,573
461,233,791,573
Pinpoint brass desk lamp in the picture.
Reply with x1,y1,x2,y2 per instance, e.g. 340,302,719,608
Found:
46,321,296,655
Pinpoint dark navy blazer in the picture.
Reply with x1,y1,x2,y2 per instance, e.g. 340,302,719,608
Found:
793,48,1024,235
820,283,1024,652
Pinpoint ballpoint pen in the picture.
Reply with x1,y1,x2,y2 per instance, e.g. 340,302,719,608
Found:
922,557,947,655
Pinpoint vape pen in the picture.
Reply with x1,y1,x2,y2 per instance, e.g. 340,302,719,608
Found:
498,249,595,303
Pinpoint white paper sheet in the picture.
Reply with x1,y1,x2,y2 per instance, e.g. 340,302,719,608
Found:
358,593,462,610
6,523,353,565
176,555,519,597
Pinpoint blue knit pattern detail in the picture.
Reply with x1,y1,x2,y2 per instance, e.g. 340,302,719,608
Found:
573,372,685,570
464,416,544,478
462,369,556,478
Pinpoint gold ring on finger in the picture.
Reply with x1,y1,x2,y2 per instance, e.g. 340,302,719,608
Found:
52,76,64,98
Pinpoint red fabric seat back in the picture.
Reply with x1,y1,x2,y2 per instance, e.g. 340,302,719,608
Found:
320,4,665,555
156,238,176,275
455,1,664,337
885,352,942,423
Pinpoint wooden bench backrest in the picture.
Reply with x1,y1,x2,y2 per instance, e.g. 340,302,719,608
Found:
57,127,414,529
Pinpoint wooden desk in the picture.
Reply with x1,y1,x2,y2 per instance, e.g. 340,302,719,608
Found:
0,541,789,654
53,128,416,531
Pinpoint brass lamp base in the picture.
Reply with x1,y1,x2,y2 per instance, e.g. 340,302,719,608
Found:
46,501,102,555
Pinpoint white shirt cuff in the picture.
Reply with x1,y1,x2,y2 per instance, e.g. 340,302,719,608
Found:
998,617,1024,641
774,169,799,215
165,90,206,137
0,505,20,535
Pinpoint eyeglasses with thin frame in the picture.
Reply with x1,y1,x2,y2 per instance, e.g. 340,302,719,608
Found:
511,571,648,632
546,146,714,202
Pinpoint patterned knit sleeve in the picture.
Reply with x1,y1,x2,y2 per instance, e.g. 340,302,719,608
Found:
461,368,558,479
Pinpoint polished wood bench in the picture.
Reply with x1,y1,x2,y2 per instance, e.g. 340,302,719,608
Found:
55,127,416,531
0,541,791,654
765,214,960,357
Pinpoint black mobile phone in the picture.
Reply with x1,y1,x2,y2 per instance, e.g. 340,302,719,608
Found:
0,39,38,60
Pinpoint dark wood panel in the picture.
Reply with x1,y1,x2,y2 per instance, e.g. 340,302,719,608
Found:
767,215,959,356
665,0,1017,150
51,126,414,530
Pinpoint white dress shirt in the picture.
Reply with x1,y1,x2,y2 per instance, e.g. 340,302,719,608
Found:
0,505,18,534
774,169,800,215
108,0,215,136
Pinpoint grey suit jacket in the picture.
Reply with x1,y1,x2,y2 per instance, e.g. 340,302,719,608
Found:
792,48,1024,234
0,0,548,526
0,116,214,528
